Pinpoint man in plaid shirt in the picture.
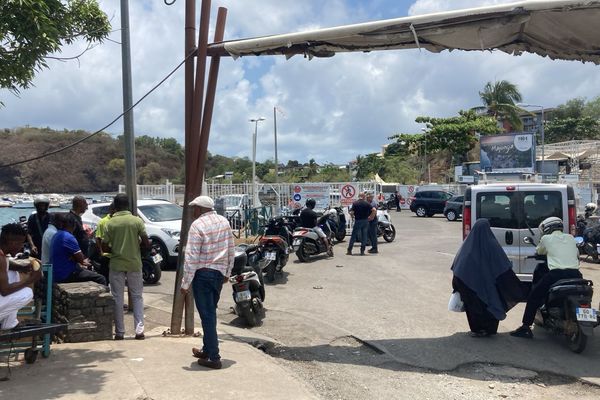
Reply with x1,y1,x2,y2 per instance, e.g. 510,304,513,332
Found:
181,195,234,369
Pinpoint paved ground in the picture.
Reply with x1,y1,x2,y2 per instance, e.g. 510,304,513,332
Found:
2,212,599,399
142,212,600,399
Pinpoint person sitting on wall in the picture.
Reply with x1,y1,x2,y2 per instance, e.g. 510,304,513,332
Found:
51,214,106,286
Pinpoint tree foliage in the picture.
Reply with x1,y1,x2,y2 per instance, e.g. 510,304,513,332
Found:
479,80,524,130
544,96,600,143
0,0,111,95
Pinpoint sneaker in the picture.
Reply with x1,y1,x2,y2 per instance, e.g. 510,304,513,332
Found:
114,334,124,341
510,325,533,339
368,249,378,254
135,333,145,340
346,250,352,255
197,358,222,369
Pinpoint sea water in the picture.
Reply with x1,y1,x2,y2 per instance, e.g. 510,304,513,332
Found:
0,207,35,226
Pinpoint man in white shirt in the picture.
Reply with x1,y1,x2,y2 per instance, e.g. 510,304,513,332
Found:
41,213,64,265
511,217,581,339
180,195,234,369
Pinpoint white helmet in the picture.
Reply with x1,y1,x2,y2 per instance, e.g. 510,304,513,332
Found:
34,195,50,205
585,202,597,213
539,216,563,235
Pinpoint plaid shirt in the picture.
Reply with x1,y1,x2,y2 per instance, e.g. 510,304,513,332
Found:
181,211,234,290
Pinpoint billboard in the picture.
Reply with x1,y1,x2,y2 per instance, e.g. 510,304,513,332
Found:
480,133,535,173
289,184,331,210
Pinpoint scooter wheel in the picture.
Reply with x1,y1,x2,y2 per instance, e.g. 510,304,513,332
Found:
568,325,588,353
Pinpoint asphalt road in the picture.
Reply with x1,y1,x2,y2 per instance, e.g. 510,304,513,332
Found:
143,212,600,399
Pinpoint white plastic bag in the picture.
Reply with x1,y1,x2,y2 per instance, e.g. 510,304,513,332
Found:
448,291,465,312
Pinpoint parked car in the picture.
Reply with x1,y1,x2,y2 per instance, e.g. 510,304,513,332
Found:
444,195,464,221
463,183,575,282
82,199,182,266
409,190,453,217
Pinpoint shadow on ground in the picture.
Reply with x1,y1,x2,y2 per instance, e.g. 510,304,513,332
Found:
0,348,126,399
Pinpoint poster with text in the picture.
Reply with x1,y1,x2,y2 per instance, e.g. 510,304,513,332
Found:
480,133,535,173
290,184,331,210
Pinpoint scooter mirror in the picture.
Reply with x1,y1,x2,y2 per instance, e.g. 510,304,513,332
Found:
523,236,534,245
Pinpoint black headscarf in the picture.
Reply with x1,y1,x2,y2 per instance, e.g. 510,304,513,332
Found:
451,219,523,320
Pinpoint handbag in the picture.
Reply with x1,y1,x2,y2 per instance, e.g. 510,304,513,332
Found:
448,291,465,312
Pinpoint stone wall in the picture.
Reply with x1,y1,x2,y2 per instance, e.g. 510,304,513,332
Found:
53,282,114,343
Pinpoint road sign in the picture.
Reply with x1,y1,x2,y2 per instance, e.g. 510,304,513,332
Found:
341,184,356,206
293,193,302,202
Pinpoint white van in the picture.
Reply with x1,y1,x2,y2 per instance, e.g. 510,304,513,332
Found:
463,183,576,282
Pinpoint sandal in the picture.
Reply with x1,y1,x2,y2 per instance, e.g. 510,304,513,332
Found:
192,347,208,359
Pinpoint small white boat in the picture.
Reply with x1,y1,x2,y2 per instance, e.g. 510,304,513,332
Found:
12,200,34,209
0,200,14,208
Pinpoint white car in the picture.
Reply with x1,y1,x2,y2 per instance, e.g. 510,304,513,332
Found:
82,199,182,266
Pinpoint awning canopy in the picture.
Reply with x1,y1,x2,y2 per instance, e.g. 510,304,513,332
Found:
207,0,600,64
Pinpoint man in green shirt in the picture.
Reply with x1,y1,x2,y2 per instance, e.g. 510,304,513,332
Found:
103,194,150,340
94,202,115,284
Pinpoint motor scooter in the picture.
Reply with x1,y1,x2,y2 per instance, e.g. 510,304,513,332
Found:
229,244,265,326
291,215,334,262
524,236,599,353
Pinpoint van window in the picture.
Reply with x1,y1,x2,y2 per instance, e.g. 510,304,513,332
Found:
523,191,563,228
476,193,518,229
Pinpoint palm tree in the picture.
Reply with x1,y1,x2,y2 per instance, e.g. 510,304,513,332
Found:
479,80,524,131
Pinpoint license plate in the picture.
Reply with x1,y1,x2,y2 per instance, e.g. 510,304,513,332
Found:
265,251,277,260
576,307,598,322
235,290,251,302
152,254,163,264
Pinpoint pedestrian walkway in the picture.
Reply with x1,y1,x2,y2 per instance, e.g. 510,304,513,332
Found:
0,327,318,400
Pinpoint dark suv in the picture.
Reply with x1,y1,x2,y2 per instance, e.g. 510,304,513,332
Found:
409,190,453,217
443,195,464,221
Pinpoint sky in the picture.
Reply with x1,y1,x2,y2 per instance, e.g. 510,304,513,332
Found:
2,0,600,166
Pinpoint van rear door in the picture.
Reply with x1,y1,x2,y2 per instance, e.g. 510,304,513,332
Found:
519,189,566,279
475,189,521,275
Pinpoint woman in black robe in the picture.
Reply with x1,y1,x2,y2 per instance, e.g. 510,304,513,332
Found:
451,219,524,337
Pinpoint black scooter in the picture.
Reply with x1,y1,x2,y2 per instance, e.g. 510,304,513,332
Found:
524,236,599,353
230,244,265,326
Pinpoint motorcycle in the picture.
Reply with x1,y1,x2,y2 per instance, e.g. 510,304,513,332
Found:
230,244,265,326
376,206,396,243
258,216,294,282
524,236,599,353
87,233,162,285
292,214,334,262
324,207,347,242
576,216,600,262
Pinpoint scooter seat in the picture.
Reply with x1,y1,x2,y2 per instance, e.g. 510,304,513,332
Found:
547,279,593,305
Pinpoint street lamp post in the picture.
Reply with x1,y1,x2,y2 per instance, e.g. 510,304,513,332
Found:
518,104,545,174
421,128,431,183
249,117,265,207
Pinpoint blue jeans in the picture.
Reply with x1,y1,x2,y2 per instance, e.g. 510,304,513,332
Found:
192,269,224,361
368,219,378,251
348,219,369,253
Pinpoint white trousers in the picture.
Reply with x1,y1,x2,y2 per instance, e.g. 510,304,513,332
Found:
0,270,33,330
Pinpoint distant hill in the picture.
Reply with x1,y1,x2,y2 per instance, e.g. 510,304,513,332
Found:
0,127,184,193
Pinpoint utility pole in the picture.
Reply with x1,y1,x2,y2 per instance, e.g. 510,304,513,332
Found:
120,0,137,213
273,107,279,184
249,118,265,207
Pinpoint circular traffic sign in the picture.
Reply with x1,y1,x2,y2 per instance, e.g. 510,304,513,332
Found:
293,193,302,202
408,185,414,193
341,184,356,199
293,185,302,193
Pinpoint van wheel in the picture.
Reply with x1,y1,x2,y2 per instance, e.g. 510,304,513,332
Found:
446,210,457,221
415,206,427,217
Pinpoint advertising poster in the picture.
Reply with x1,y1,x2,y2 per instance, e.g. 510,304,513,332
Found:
290,184,331,210
480,133,535,173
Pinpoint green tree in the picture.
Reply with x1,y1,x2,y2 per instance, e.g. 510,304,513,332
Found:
479,80,524,130
545,117,600,143
355,153,384,180
1,0,111,96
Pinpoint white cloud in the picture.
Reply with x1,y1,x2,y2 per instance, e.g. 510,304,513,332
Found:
408,0,510,15
2,0,600,166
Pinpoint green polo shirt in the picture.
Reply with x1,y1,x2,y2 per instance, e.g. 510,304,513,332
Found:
95,214,112,257
103,211,146,272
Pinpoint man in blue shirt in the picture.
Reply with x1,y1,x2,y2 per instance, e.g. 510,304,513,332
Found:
51,214,106,286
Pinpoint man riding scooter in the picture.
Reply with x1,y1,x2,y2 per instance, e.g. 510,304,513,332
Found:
511,217,582,339
299,198,333,256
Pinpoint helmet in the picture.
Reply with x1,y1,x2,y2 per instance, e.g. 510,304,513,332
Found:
539,216,563,235
305,198,316,209
34,195,50,205
585,202,597,213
